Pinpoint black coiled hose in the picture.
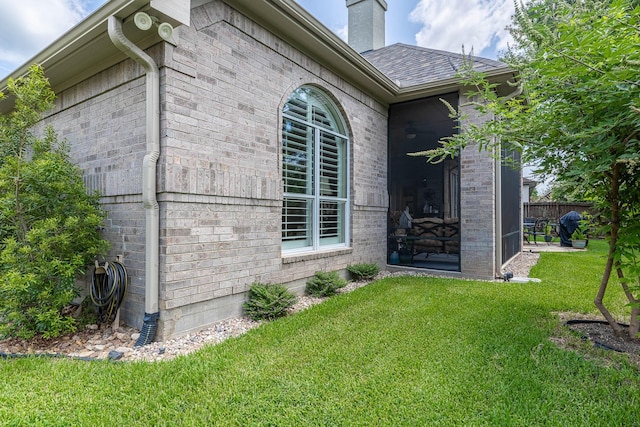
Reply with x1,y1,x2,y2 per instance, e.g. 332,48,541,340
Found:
90,261,128,324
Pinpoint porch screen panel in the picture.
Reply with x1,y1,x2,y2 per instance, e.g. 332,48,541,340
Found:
501,148,522,263
449,168,460,218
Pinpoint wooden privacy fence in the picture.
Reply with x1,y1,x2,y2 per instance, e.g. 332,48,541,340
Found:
524,202,595,221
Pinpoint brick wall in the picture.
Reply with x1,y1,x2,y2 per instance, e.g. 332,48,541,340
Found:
41,0,388,338
35,0,503,338
458,92,497,279
43,60,156,329
152,1,389,337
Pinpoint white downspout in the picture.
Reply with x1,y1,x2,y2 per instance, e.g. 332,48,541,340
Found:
108,16,160,345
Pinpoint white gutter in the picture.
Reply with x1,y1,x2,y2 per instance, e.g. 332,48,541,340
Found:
107,16,160,344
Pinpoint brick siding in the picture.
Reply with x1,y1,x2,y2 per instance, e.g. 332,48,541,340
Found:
41,0,389,338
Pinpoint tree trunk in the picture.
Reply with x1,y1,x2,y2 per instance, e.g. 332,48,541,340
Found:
630,306,640,340
615,265,640,341
594,164,626,337
595,241,626,337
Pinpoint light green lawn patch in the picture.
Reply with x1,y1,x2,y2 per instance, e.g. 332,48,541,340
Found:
1,240,638,426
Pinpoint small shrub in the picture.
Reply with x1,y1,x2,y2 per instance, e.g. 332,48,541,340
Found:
243,282,296,321
306,271,347,298
571,212,593,241
347,263,380,281
0,66,109,339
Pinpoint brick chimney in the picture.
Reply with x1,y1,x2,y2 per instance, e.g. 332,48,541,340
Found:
346,0,387,53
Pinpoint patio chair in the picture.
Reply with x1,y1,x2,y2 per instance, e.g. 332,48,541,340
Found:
524,218,547,245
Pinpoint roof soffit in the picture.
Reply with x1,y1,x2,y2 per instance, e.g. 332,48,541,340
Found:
0,1,154,94
393,68,517,104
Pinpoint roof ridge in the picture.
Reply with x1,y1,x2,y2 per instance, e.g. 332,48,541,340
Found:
388,43,505,67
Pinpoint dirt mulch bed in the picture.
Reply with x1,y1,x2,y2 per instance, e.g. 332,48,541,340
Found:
552,312,640,370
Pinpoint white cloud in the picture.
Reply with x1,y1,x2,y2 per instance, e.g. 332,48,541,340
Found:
409,0,515,57
335,24,348,42
0,0,89,75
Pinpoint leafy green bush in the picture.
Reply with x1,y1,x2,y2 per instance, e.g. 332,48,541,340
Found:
0,65,109,339
306,271,347,298
243,282,297,321
347,263,380,281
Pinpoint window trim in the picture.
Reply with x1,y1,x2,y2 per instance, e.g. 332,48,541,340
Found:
281,86,350,254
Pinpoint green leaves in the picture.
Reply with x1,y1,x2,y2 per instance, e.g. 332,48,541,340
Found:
0,65,109,339
421,0,640,336
0,65,54,160
346,263,380,281
306,271,347,297
243,282,297,321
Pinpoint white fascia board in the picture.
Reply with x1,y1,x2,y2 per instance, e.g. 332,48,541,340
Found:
150,0,191,26
394,67,518,103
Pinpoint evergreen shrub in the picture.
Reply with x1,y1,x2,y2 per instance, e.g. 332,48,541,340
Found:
306,271,347,298
347,263,380,281
243,282,297,321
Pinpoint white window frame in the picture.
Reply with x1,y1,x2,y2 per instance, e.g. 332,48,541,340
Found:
282,86,350,253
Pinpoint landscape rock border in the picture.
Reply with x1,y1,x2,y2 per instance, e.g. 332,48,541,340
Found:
9,251,636,365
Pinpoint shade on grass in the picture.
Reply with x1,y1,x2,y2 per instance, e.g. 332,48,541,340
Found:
1,240,638,426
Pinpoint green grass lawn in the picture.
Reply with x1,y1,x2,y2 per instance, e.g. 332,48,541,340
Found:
1,240,638,426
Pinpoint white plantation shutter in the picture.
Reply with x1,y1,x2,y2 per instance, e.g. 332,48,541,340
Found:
282,119,313,196
282,87,349,251
319,130,346,245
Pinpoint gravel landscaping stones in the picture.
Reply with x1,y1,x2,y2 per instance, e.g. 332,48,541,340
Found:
0,252,543,362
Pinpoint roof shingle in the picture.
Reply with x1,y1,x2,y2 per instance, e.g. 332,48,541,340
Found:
362,43,507,88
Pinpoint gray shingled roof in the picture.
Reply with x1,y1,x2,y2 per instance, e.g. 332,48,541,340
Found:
362,43,507,88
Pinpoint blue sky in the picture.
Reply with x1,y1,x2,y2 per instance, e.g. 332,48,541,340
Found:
299,0,515,58
0,0,516,80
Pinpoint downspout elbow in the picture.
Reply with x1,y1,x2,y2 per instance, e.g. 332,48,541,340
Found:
108,16,160,77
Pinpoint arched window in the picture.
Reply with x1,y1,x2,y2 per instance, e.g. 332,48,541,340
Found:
281,86,349,252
